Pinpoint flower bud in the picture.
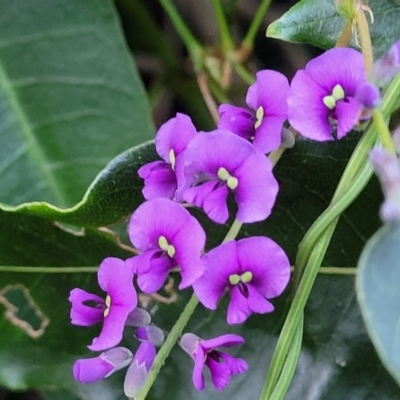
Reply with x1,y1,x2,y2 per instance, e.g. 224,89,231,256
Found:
355,82,381,110
125,307,151,327
370,41,400,87
335,0,357,19
135,325,165,347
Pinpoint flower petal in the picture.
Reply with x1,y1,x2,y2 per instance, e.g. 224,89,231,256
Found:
287,70,332,141
254,115,286,154
193,345,206,391
219,352,248,375
155,113,197,161
234,152,279,223
138,161,177,200
335,97,362,139
201,334,245,351
218,104,255,139
206,356,231,391
134,341,156,370
202,184,230,224
183,181,220,209
236,236,290,299
69,288,105,326
247,284,274,314
227,285,251,324
73,357,113,384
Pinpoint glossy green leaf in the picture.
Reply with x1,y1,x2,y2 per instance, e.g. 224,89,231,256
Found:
0,0,154,209
356,224,400,387
0,208,131,398
267,0,400,58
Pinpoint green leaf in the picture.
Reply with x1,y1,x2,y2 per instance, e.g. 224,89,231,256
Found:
267,0,400,58
356,224,400,387
0,208,131,398
2,142,157,227
0,0,154,209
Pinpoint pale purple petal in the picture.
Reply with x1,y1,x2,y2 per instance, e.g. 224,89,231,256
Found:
125,307,151,327
193,241,238,309
355,82,381,110
227,285,251,324
218,104,255,139
69,288,105,326
180,332,201,358
138,161,177,200
254,115,286,154
155,113,197,161
335,97,362,139
246,70,289,116
193,345,206,390
206,357,231,391
97,257,136,307
236,236,290,299
73,357,113,384
288,70,332,141
219,353,248,375
124,362,148,398
201,334,244,351
135,325,165,347
134,341,156,370
234,152,279,223
128,198,189,251
305,47,365,94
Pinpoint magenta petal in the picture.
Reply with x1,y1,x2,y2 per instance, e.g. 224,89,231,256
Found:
138,161,177,200
88,305,130,351
134,341,156,370
183,181,220,209
128,198,189,251
201,334,244,351
73,357,113,384
254,115,286,154
288,70,332,141
97,257,136,308
335,97,362,139
137,254,174,293
234,152,279,223
155,113,197,161
206,357,231,391
236,236,290,299
247,284,274,313
218,104,255,139
193,346,206,391
227,285,251,324
305,48,365,95
69,288,105,326
246,70,289,116
219,353,248,375
202,184,230,224
193,241,238,310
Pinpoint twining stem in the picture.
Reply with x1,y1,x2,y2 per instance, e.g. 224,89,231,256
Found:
157,0,203,71
242,0,273,53
197,72,220,124
234,63,255,85
355,7,373,74
335,20,353,48
211,0,235,52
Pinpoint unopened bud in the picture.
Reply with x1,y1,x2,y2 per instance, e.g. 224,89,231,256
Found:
370,41,400,87
135,325,165,347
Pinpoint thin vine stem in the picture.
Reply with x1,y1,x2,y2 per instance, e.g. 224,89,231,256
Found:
355,7,373,74
211,0,235,52
335,20,353,48
241,0,273,52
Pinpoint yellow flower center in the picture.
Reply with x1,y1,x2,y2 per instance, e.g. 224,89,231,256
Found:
104,295,111,317
255,106,264,129
323,84,345,110
229,271,253,285
217,167,239,190
169,149,176,170
158,235,176,257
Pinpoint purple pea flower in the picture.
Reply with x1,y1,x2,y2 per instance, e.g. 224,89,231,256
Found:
138,113,196,200
73,347,133,384
287,47,367,141
124,341,156,398
69,257,137,351
180,333,247,391
126,198,206,293
370,40,400,87
177,130,279,224
218,70,289,153
193,237,290,324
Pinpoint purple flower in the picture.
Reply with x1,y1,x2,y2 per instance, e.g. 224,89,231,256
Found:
177,130,279,224
218,70,289,153
193,237,290,324
139,113,196,200
124,341,156,398
73,347,133,384
135,325,165,347
355,82,381,110
126,198,206,293
180,333,247,391
371,40,400,87
69,257,137,351
287,47,367,141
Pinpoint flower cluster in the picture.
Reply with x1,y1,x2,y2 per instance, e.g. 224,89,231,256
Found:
69,46,384,397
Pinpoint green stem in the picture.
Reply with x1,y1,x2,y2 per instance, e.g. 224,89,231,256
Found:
158,0,203,71
0,266,98,273
335,20,353,48
372,109,396,155
224,219,243,242
233,63,255,85
242,0,272,51
355,7,373,74
211,0,235,52
136,293,199,400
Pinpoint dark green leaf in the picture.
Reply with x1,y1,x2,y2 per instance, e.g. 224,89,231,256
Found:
267,0,400,58
0,0,154,209
356,224,400,387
